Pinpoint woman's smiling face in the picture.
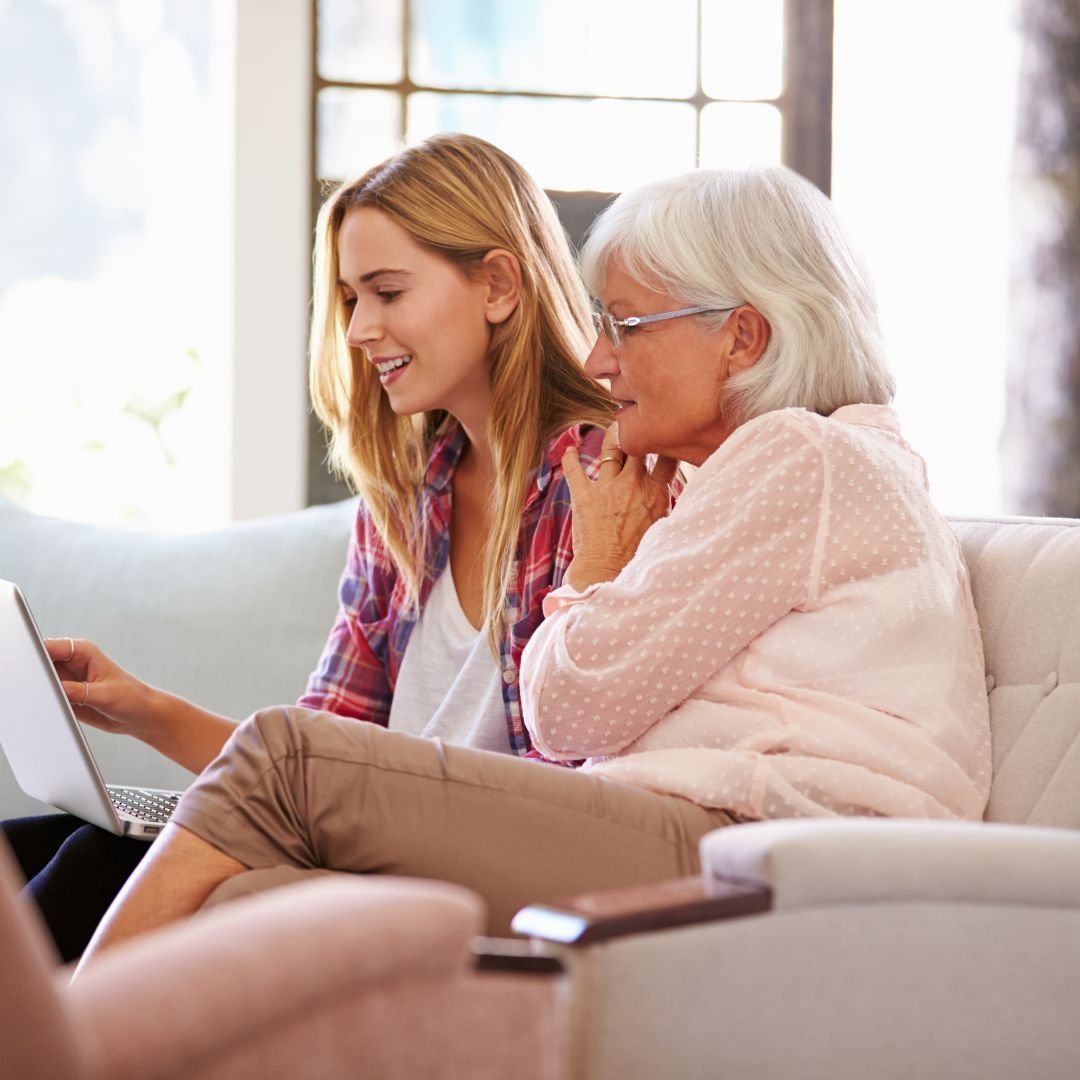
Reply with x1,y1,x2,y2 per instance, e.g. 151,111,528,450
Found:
336,207,494,422
584,262,744,465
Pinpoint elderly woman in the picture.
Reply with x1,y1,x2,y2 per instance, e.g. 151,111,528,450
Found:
521,165,991,821
74,165,989,968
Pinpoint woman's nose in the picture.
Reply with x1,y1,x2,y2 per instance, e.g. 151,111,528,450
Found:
584,333,619,381
346,306,381,349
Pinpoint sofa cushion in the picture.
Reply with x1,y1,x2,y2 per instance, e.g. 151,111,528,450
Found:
701,818,1080,910
951,516,1080,827
0,498,356,814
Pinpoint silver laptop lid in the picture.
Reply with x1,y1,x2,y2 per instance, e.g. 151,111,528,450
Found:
0,579,123,834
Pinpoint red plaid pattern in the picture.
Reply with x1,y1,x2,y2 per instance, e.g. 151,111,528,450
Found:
298,422,606,755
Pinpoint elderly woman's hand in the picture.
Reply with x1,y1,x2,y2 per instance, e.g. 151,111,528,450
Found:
561,423,679,591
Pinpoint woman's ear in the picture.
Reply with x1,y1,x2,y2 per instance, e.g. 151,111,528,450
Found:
726,305,771,374
480,249,522,325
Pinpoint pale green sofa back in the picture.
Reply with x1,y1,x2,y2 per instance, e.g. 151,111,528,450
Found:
0,497,356,818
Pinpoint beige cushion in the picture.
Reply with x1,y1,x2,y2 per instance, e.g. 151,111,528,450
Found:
700,818,1080,910
951,516,1080,827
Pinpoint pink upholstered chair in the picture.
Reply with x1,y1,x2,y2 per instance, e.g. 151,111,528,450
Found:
0,836,563,1080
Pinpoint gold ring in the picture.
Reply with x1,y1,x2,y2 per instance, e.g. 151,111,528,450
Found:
597,454,624,468
81,682,90,708
64,637,75,662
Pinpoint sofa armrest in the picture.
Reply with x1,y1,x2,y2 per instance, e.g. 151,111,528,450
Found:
472,936,566,973
511,875,771,945
66,875,484,1079
512,818,1080,948
701,818,1080,910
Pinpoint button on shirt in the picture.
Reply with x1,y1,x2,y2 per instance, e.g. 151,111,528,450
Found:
299,420,607,757
521,406,993,820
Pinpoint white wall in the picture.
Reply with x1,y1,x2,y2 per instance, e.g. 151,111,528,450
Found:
221,0,313,520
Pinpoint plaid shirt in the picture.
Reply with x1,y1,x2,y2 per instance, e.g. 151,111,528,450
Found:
298,421,606,756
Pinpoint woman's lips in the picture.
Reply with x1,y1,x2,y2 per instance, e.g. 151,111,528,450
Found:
371,355,413,384
378,362,410,386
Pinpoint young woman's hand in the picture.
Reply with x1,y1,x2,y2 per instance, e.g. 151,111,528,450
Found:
561,423,679,591
43,637,159,739
43,638,236,773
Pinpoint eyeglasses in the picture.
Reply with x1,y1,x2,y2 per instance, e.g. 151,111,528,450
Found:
591,305,736,350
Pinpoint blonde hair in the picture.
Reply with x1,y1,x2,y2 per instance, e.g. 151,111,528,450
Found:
581,165,894,427
310,134,612,656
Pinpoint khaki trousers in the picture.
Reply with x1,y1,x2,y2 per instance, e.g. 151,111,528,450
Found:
173,707,733,935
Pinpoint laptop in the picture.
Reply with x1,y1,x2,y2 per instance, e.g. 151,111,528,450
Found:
0,578,183,840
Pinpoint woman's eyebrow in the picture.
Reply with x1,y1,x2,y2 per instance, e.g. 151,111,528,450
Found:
359,268,412,284
336,269,413,287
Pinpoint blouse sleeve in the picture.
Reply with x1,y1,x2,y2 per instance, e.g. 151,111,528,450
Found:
520,413,827,760
296,510,393,726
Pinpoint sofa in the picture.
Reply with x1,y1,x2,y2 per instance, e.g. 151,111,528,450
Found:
0,494,358,819
511,513,1080,1079
2,497,1079,1078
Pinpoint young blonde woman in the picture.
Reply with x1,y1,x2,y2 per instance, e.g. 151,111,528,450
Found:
2,133,613,960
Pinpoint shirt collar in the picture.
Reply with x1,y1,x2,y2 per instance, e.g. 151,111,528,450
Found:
427,420,583,505
828,404,902,435
424,420,468,494
531,426,581,501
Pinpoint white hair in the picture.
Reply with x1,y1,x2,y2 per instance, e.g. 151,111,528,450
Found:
580,166,895,424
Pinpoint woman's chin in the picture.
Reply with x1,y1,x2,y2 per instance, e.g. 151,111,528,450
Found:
613,418,650,458
384,393,425,417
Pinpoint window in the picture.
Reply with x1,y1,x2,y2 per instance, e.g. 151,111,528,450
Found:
0,0,229,529
313,0,832,190
2,0,315,528
308,0,833,501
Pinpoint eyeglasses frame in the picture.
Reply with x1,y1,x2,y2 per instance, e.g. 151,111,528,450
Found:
592,305,738,349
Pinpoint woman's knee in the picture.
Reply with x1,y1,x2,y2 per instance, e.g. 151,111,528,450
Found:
55,824,148,886
231,705,314,762
238,705,386,769
1,814,85,880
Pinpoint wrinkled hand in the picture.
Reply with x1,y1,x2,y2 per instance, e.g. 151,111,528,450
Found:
561,423,679,591
43,637,156,738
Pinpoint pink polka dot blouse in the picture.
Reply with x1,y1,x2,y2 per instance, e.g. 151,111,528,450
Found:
520,405,992,821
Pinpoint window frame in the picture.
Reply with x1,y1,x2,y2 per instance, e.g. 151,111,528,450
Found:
310,0,833,194
305,0,834,504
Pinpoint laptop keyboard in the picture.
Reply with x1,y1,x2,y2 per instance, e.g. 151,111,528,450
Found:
108,786,182,824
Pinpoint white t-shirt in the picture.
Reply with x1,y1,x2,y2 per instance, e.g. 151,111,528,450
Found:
387,564,509,752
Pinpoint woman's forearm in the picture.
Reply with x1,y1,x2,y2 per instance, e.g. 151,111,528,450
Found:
138,690,237,775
